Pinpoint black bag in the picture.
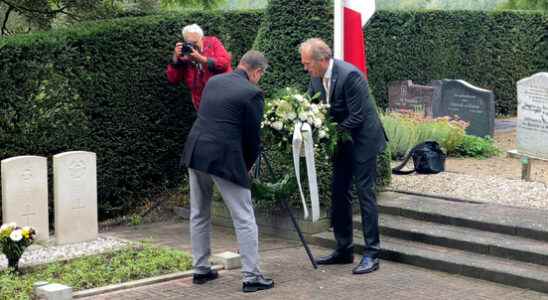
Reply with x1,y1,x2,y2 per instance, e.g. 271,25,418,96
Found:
392,141,446,175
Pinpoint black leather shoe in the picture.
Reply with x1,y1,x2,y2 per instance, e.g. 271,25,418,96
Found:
193,269,219,284
316,250,354,265
352,256,379,274
242,276,274,293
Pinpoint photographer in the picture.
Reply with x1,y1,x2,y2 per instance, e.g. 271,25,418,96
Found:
166,24,232,111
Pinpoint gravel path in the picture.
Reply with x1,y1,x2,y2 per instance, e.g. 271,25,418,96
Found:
0,236,129,270
389,124,548,210
390,172,548,209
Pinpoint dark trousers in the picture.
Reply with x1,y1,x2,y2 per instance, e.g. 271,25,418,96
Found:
331,144,380,259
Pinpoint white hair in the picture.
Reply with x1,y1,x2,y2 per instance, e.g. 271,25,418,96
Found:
182,24,204,39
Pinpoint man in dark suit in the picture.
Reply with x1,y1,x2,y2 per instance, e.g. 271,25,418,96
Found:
299,38,387,274
182,50,274,292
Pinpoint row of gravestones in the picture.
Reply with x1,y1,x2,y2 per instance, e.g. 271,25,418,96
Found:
388,72,548,160
388,79,495,138
1,151,97,245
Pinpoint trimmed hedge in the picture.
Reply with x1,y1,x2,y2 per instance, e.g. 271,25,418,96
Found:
0,11,263,218
254,0,392,203
366,10,548,115
253,0,333,95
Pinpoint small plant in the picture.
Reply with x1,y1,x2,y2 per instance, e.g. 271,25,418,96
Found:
0,223,36,272
381,112,468,159
128,214,143,227
452,135,501,158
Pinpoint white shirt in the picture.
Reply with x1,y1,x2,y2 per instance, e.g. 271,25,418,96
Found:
322,59,334,105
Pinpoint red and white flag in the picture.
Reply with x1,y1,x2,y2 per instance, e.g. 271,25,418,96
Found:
334,0,376,76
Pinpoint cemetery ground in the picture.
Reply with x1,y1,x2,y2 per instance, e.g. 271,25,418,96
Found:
391,119,548,209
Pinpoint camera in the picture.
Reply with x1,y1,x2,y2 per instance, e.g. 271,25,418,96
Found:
181,42,197,55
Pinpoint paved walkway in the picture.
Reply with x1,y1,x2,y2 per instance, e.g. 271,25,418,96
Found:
82,220,548,300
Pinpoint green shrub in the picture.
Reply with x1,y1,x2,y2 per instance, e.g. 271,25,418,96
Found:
0,244,192,299
366,10,548,115
253,0,333,96
382,112,467,159
452,135,501,158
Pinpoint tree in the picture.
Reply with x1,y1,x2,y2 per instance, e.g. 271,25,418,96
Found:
0,0,225,36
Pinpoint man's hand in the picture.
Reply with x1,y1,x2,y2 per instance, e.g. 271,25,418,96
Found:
188,48,208,64
172,42,183,63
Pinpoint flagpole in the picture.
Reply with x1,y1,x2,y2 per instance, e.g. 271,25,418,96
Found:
334,0,344,60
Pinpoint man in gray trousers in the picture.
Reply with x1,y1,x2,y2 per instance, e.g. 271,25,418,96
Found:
182,50,274,293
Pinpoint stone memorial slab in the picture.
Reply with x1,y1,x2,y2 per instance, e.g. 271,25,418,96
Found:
1,156,49,241
432,79,495,137
516,72,548,160
54,151,97,245
388,80,435,117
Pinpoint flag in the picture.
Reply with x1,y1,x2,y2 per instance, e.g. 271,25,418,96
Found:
334,0,376,76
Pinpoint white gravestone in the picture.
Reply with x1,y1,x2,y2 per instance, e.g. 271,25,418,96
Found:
54,151,98,245
1,156,49,241
517,73,548,160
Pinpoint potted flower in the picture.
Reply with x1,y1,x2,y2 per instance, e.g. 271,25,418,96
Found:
0,222,36,272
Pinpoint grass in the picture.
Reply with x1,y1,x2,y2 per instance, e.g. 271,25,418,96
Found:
0,243,192,300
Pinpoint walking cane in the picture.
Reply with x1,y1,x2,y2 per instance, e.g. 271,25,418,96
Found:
254,150,318,269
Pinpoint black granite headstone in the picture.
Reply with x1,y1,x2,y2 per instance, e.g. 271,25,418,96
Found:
388,80,435,117
432,80,495,138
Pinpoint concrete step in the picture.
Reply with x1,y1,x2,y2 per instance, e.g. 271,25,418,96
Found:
378,192,548,242
310,230,548,293
352,214,548,267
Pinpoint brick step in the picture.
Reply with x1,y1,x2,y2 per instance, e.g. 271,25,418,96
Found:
378,192,548,242
309,231,548,293
351,213,548,267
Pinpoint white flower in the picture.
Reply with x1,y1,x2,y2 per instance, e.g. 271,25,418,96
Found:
311,104,319,114
0,224,7,233
313,118,322,128
10,230,23,242
319,130,328,139
295,94,305,102
287,112,297,120
298,113,307,121
272,121,284,131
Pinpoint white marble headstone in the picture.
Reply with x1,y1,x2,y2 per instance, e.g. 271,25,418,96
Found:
53,151,98,245
1,156,49,241
517,73,548,160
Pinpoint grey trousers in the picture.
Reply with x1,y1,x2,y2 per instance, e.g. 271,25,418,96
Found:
188,168,262,281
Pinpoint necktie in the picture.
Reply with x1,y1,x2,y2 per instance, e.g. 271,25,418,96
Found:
323,76,330,104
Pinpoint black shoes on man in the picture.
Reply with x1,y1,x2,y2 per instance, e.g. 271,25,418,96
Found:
242,275,274,293
316,249,354,265
192,269,219,284
316,249,380,274
352,256,380,274
193,269,274,293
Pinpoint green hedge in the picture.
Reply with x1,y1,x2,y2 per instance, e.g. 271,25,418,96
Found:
366,10,548,115
0,11,263,218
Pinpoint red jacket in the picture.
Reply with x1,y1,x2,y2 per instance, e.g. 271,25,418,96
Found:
166,36,232,110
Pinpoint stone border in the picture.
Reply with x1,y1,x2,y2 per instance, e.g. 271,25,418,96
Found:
72,265,224,298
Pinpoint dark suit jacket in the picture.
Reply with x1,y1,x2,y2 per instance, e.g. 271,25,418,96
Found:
309,59,387,162
182,68,264,188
